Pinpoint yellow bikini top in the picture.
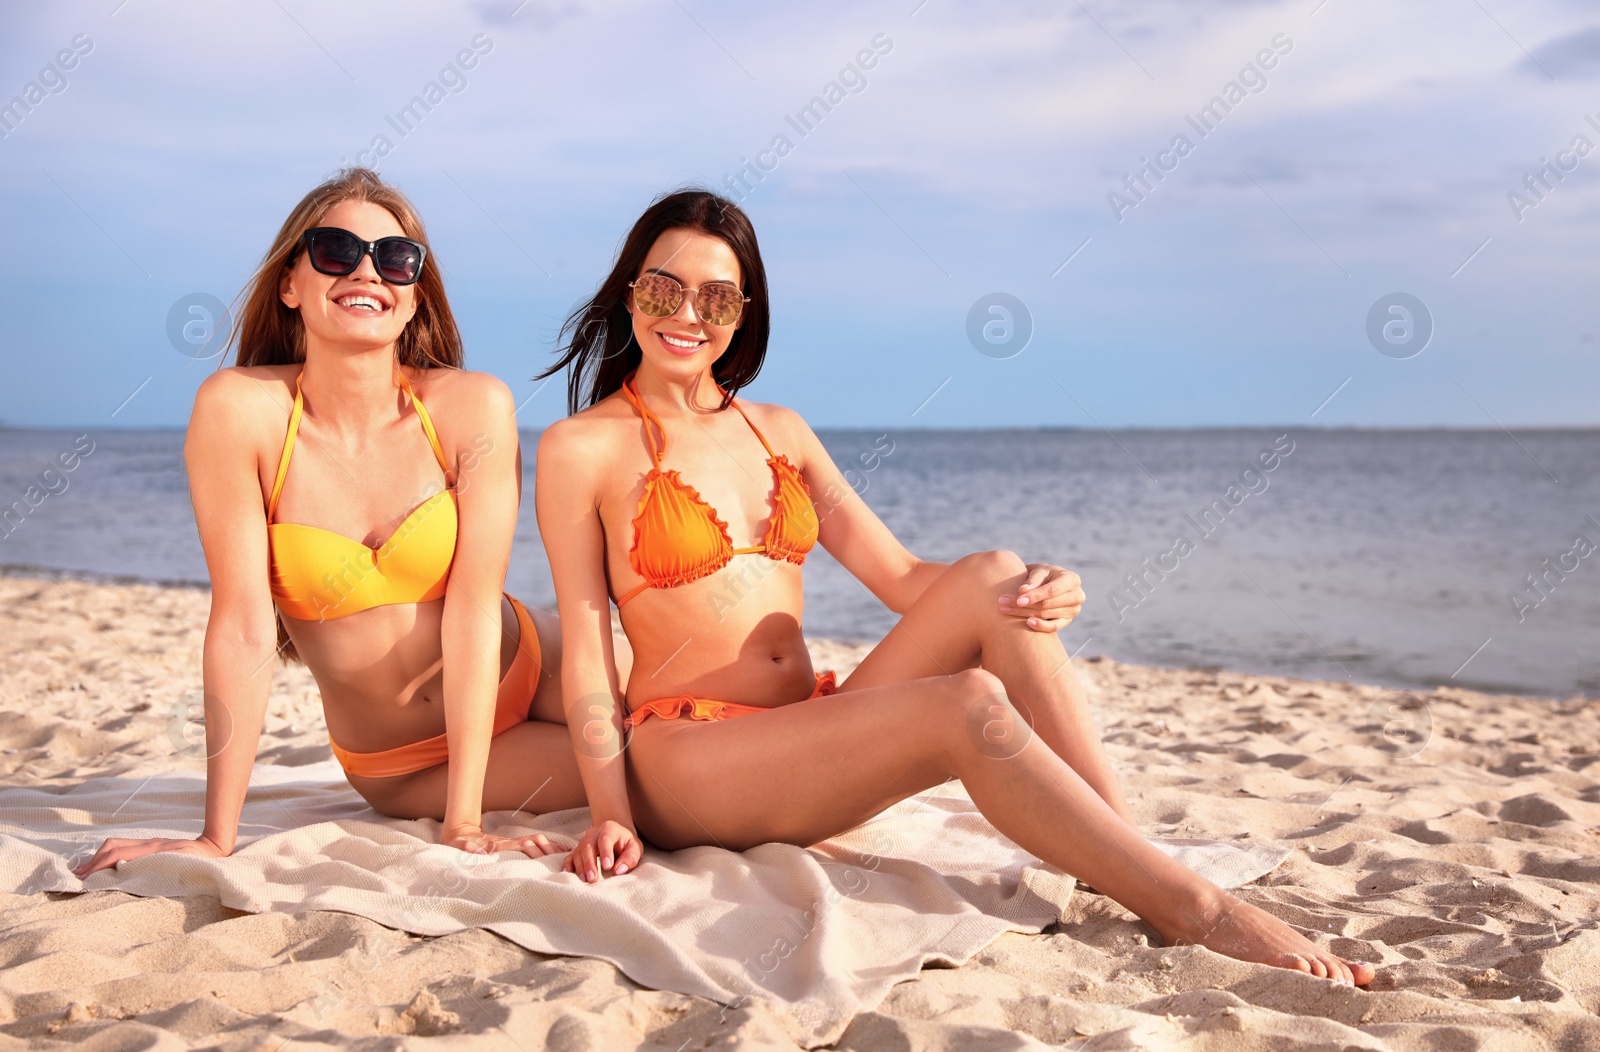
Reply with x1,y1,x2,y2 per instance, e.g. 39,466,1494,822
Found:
267,370,458,621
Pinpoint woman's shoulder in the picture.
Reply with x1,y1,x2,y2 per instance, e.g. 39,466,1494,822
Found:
410,366,514,415
185,367,299,462
732,393,814,447
191,364,298,422
539,390,637,458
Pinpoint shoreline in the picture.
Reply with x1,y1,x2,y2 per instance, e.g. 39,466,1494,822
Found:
0,563,213,592
0,566,1581,704
8,424,1600,436
2,574,1598,1048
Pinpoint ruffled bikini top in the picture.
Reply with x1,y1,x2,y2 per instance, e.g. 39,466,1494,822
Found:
614,370,818,606
267,370,457,621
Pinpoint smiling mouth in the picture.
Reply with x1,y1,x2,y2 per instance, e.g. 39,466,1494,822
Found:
335,293,389,315
659,332,705,351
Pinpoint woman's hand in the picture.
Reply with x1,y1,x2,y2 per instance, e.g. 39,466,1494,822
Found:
443,823,563,860
71,834,228,879
563,819,643,883
999,563,1086,631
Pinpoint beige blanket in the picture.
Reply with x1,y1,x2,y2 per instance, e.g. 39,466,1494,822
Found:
0,761,1288,1046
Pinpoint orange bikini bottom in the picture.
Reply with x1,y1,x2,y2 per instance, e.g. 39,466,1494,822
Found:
622,670,839,731
329,594,542,779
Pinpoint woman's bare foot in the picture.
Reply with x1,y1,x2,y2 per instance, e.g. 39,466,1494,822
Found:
1155,889,1377,986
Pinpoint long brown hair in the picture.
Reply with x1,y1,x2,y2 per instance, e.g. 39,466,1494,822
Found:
229,167,463,370
538,189,770,413
228,168,463,662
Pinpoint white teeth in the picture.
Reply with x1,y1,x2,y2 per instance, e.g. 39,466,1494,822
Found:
662,334,701,348
338,295,384,311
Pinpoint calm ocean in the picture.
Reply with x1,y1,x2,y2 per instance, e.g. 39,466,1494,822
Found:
3,426,1595,698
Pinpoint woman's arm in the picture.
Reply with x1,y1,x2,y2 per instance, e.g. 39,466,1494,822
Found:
534,415,641,882
780,409,1084,628
76,370,279,876
434,373,522,849
775,409,945,614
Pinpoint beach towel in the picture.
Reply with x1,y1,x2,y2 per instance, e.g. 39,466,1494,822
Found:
0,761,1288,1046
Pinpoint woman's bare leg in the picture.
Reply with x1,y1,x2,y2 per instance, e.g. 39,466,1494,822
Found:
844,550,1133,823
627,668,1372,985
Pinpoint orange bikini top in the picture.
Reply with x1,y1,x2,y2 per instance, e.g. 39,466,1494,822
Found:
267,371,458,621
615,371,818,606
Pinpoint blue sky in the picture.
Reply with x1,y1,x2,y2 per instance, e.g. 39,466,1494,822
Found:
1,0,1597,429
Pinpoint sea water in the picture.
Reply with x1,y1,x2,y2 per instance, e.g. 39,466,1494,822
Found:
2,426,1595,698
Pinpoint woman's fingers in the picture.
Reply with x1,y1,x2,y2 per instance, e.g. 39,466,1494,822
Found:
518,834,558,858
1017,564,1051,593
615,834,644,876
1014,566,1057,605
71,844,116,878
1037,592,1085,618
593,828,640,877
583,839,600,879
1018,588,1084,624
75,838,150,878
597,828,623,874
1002,566,1084,618
467,832,565,859
445,828,566,861
528,834,554,856
1008,571,1083,632
72,836,190,878
70,840,107,877
1017,569,1082,608
575,838,599,883
559,825,641,882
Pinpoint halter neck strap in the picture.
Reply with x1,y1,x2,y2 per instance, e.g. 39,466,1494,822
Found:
266,369,451,522
620,372,665,468
397,370,451,477
620,370,775,463
266,372,305,521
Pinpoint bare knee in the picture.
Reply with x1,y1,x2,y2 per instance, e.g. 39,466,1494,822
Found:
950,549,1026,584
939,552,1031,643
945,668,1009,727
945,551,1029,611
931,668,1031,765
950,666,1005,697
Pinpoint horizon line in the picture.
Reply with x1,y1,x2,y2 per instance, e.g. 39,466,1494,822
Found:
5,422,1599,435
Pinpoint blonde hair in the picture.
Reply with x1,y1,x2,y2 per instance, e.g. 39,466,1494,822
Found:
228,167,462,369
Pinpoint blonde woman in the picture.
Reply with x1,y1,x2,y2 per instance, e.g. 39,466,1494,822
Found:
76,169,627,876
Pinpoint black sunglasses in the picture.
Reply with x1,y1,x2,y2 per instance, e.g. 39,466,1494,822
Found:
292,227,428,285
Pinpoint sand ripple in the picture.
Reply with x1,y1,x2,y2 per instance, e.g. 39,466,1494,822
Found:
2,576,1596,1049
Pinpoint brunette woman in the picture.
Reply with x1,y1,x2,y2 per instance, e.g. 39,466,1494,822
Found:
533,190,1373,986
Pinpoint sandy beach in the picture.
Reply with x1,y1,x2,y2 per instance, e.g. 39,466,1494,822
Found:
1,572,1597,1050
